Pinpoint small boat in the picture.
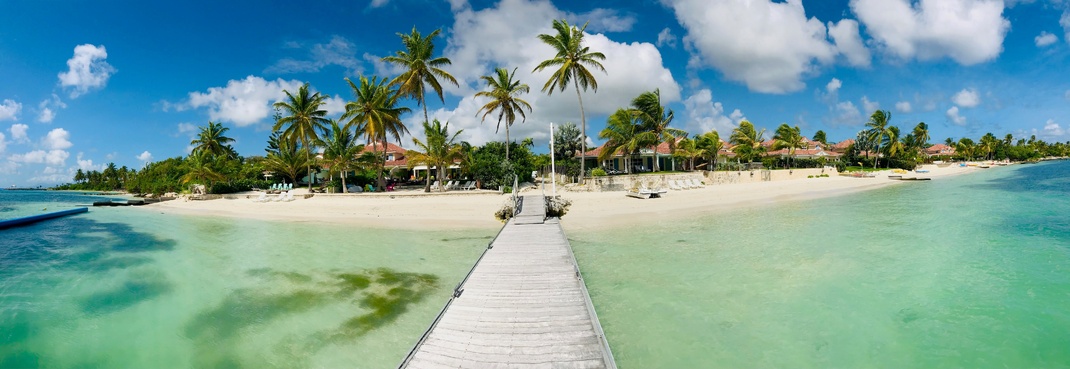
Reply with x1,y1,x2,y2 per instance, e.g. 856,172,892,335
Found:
626,187,666,199
891,177,931,181
888,175,903,179
915,169,930,173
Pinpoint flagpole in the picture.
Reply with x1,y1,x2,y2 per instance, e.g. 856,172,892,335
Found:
550,122,556,197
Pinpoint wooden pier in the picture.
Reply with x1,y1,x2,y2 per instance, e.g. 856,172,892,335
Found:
400,195,616,368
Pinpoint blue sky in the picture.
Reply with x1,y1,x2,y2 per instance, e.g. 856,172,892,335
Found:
1,0,1069,185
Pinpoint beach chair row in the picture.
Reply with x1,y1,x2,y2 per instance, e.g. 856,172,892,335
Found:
668,179,705,191
252,191,294,202
268,183,293,191
433,180,477,191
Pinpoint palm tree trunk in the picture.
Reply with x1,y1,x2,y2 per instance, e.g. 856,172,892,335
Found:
424,166,432,193
497,109,509,162
341,170,347,193
304,138,313,191
574,81,586,180
437,165,446,192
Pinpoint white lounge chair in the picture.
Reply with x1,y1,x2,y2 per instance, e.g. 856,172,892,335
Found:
445,180,456,190
462,181,476,190
253,193,268,202
284,192,295,202
272,191,287,202
431,181,440,190
668,180,682,191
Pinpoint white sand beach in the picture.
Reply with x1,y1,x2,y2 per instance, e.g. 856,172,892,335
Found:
147,164,982,231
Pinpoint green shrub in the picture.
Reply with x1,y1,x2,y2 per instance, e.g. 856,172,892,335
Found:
591,168,607,176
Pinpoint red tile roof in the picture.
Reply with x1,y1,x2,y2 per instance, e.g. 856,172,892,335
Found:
924,144,956,155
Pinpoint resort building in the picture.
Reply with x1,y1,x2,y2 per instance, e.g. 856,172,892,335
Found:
763,137,842,160
924,144,956,157
583,139,683,173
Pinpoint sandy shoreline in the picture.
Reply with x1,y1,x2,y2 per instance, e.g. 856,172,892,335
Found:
145,164,986,232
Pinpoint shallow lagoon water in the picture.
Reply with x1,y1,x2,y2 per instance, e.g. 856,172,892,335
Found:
0,194,491,368
572,161,1070,368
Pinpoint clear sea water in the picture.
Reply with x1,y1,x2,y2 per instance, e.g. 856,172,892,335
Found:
4,162,1069,368
0,191,491,368
571,160,1070,368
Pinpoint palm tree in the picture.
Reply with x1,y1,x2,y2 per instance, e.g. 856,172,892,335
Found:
631,89,685,172
407,119,464,192
730,120,766,165
190,121,236,159
912,122,930,148
772,124,805,169
865,110,892,168
273,83,330,190
341,75,412,191
884,126,905,161
535,19,607,178
945,137,955,147
264,141,312,185
980,133,998,160
695,130,724,171
382,27,458,126
598,108,651,174
673,138,703,170
812,130,828,148
957,138,976,160
74,169,86,183
475,67,532,161
182,151,226,188
319,120,363,193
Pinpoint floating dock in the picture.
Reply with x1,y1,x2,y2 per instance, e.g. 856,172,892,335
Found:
400,195,616,368
0,207,88,229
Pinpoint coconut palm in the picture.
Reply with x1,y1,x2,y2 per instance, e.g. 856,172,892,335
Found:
865,110,892,168
74,169,86,183
190,121,236,159
884,126,905,161
534,19,607,178
341,75,412,191
264,141,311,185
476,67,532,161
382,27,458,126
730,120,766,164
181,151,226,187
695,130,725,171
631,89,685,172
812,130,828,148
319,119,363,193
979,132,999,160
598,108,652,174
673,138,703,170
273,83,330,190
407,119,464,192
912,122,930,148
772,124,805,169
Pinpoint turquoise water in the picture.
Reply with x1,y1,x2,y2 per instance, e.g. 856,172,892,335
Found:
572,161,1070,368
0,192,492,368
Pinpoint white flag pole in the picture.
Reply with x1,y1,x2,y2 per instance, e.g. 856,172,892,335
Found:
550,122,557,197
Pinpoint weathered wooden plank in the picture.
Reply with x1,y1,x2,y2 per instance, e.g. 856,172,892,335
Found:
402,195,614,368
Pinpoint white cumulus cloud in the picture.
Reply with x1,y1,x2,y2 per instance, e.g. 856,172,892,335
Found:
826,78,842,93
0,99,21,121
58,44,116,98
37,94,67,123
1035,31,1058,47
1042,119,1065,137
9,149,69,166
137,151,153,162
266,35,362,75
185,76,304,126
828,19,872,67
570,8,637,33
1062,9,1070,46
430,0,681,147
851,0,1009,65
0,132,6,154
895,101,912,113
946,106,967,125
666,0,837,93
682,89,746,135
43,128,72,150
76,152,103,172
952,88,980,108
657,27,677,48
830,100,863,126
10,123,28,143
861,96,880,113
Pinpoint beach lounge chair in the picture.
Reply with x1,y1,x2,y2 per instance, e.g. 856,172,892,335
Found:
271,192,287,202
668,180,682,191
462,181,475,190
690,179,704,188
253,193,268,202
284,192,295,202
431,181,440,190
444,181,455,190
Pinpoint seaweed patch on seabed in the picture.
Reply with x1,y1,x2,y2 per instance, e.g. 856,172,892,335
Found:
183,267,439,368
